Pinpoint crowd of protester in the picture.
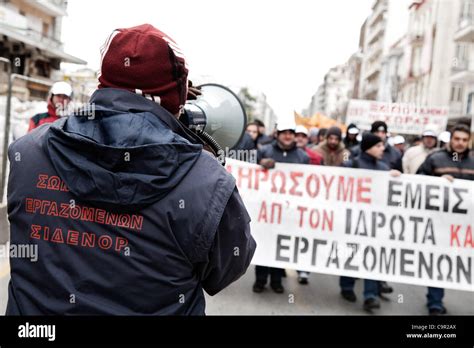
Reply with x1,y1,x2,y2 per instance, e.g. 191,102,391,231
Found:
242,117,473,315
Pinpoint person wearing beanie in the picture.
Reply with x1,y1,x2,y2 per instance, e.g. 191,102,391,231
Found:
352,120,403,172
6,24,256,315
254,122,309,293
403,126,438,174
340,133,401,313
311,126,350,166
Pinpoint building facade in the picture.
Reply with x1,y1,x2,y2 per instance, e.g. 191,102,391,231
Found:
0,0,85,100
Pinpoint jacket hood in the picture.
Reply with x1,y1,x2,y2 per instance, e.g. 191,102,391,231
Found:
44,88,203,210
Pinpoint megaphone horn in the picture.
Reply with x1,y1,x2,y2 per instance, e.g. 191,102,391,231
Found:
181,84,248,163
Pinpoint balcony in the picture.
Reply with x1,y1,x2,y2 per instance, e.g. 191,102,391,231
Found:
370,0,388,27
362,81,379,99
366,42,382,62
24,0,67,17
364,59,381,81
367,20,385,45
0,5,85,64
454,17,474,42
451,58,474,83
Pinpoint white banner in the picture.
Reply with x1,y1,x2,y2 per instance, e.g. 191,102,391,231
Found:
346,99,449,135
226,159,474,292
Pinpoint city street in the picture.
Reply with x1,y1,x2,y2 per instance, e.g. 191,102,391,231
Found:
0,249,472,315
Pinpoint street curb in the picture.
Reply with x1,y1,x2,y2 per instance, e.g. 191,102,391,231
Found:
0,204,9,244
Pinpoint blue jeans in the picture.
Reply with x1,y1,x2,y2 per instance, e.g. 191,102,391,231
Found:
340,276,378,300
427,287,444,310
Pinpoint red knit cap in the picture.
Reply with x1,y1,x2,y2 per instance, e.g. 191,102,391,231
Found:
98,24,188,115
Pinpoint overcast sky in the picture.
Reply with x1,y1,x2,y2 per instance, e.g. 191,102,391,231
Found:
62,0,409,122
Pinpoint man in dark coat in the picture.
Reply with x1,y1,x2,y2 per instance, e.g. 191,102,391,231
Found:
253,122,309,293
352,121,403,172
350,121,402,295
417,123,473,315
6,24,256,315
339,133,401,313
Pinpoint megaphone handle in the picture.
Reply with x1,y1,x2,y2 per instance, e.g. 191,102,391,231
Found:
196,131,225,166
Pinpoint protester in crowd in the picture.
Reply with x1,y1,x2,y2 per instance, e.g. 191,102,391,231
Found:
392,135,406,155
343,123,360,151
312,126,350,166
294,125,322,284
308,127,320,146
438,131,451,150
295,125,323,166
402,127,438,174
317,128,328,145
28,81,73,132
254,122,310,293
352,121,403,172
254,119,274,146
234,123,259,161
412,136,422,147
340,133,401,313
417,123,473,315
7,24,256,315
246,122,259,143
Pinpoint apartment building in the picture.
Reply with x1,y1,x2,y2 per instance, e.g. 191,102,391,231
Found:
0,0,86,100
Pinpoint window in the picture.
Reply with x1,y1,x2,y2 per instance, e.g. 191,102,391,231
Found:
455,44,469,69
467,92,474,114
450,84,463,102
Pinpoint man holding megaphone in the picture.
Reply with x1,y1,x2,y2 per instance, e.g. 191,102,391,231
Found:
6,24,256,315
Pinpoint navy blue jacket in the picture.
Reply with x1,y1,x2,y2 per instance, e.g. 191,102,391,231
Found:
6,88,256,315
351,142,402,172
343,152,390,171
258,141,310,165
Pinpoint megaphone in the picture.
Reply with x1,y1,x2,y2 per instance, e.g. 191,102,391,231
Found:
181,84,247,157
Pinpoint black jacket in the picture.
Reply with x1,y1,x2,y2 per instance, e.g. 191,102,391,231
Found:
351,142,402,171
6,88,256,315
258,141,310,165
417,148,474,181
343,152,390,171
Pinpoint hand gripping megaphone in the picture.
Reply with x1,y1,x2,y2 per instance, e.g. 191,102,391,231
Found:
180,84,247,163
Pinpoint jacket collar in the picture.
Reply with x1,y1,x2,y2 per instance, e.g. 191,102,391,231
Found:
360,151,378,164
88,88,203,145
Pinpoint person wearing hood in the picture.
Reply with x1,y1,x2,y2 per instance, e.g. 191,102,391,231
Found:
28,81,73,132
402,127,438,174
417,123,473,315
253,122,309,293
6,24,256,315
311,126,350,166
343,123,360,151
340,133,401,313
